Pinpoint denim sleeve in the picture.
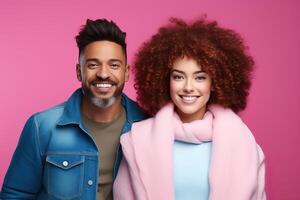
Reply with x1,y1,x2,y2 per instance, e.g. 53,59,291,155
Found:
0,115,43,199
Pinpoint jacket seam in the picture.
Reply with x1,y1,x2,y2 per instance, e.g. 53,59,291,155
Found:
33,115,43,157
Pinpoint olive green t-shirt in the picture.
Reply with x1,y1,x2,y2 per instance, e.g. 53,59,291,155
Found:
82,107,126,200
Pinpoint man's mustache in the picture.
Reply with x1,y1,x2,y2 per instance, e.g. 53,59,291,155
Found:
92,77,117,86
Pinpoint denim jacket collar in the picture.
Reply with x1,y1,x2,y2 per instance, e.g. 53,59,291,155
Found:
57,88,145,126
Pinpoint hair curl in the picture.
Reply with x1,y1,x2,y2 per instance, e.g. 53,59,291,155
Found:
134,17,254,115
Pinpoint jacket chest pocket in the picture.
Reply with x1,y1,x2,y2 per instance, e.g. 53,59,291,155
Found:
45,154,84,199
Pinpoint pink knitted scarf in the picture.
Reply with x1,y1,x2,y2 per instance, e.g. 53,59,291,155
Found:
114,103,265,200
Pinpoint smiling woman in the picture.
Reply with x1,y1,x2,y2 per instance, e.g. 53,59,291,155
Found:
170,57,212,123
133,17,254,116
113,17,266,200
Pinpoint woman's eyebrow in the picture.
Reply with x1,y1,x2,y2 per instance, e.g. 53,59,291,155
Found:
171,69,184,74
194,70,205,74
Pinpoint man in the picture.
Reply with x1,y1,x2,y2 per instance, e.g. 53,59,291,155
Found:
0,19,147,200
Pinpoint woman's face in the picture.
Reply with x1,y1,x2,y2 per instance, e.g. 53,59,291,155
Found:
170,57,212,122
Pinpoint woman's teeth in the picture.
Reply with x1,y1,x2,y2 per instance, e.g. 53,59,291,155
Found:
182,96,197,100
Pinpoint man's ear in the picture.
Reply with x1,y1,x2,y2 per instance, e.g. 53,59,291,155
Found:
76,64,82,81
125,64,130,82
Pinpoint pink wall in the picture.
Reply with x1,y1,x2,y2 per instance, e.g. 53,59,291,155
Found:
0,0,299,199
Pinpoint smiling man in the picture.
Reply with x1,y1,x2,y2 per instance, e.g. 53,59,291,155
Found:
0,19,147,200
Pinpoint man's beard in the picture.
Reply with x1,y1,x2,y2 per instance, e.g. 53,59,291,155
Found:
82,83,124,108
90,95,116,108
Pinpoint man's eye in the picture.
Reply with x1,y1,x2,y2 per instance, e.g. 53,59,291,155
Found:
88,63,98,68
111,63,120,69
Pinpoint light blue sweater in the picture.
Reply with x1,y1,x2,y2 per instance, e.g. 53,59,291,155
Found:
173,141,212,200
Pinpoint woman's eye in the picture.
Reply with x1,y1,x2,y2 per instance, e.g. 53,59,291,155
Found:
195,76,206,81
172,75,183,80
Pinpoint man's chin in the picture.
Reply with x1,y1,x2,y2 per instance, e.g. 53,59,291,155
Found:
90,96,116,108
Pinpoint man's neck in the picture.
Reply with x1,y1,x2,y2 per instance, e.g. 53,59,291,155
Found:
81,96,122,123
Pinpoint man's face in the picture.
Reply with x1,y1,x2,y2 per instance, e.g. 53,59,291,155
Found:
76,40,129,108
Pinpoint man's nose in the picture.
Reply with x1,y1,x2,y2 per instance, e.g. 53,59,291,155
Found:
96,65,110,79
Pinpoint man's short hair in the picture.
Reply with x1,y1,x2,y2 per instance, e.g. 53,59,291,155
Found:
75,19,127,58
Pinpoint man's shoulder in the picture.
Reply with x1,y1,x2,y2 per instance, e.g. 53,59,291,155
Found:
122,95,140,110
31,101,67,125
18,101,68,152
121,94,149,122
32,88,81,122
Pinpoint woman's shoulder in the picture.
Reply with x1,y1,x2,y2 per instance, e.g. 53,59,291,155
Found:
122,117,155,138
132,117,155,129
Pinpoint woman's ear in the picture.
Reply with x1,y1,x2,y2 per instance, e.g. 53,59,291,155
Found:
210,81,215,91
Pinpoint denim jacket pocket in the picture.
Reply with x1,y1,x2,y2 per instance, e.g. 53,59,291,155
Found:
45,154,84,199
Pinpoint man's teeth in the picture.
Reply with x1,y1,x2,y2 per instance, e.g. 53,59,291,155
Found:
96,83,112,88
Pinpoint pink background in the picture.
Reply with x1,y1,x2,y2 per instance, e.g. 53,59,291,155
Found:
0,0,299,199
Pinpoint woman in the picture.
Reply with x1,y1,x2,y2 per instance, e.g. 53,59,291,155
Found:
114,17,265,200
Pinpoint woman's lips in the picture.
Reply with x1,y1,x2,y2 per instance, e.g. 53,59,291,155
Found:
179,95,199,104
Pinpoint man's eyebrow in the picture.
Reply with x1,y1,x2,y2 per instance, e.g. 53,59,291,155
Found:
85,58,100,63
85,58,124,64
108,58,123,64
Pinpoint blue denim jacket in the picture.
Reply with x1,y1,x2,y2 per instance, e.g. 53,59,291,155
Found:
0,89,148,200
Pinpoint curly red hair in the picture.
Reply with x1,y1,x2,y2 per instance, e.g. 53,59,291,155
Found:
134,17,254,116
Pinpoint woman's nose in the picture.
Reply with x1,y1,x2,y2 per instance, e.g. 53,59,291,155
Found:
183,79,194,93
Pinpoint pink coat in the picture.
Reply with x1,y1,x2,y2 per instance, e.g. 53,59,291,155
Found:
114,104,266,200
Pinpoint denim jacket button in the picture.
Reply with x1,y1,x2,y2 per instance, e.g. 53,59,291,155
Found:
88,180,93,186
62,161,69,167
